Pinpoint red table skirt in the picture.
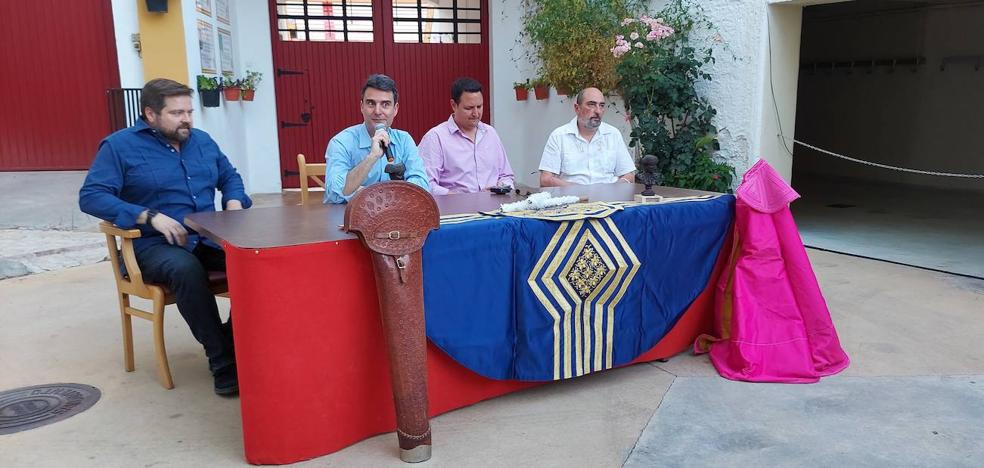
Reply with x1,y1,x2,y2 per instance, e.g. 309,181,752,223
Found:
225,238,721,465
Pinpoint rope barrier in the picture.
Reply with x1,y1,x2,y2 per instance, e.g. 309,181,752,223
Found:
781,136,984,179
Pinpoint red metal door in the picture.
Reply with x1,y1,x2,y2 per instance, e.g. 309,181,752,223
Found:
383,0,490,142
270,0,490,188
0,0,120,170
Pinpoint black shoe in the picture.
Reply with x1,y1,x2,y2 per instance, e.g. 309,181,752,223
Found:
213,364,239,396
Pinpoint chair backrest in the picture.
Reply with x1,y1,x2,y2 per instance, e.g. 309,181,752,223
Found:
99,221,156,298
297,153,327,204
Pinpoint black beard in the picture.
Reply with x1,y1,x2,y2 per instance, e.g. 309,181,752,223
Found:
160,125,191,143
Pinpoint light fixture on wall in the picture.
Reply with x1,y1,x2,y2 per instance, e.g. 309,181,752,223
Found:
146,0,168,13
131,33,142,57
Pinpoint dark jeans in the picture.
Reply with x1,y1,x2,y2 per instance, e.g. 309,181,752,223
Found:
137,242,235,373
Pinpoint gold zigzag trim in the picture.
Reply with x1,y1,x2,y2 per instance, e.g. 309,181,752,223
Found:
527,221,575,380
528,219,641,380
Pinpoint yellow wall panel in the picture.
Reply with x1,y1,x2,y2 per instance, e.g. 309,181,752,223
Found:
137,0,189,84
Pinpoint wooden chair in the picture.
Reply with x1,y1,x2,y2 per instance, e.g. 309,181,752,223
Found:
99,221,228,389
297,153,326,204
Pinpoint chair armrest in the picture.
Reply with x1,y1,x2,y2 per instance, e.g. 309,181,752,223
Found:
98,221,150,290
99,221,143,239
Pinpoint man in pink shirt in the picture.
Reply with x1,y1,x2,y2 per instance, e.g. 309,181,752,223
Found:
419,77,515,195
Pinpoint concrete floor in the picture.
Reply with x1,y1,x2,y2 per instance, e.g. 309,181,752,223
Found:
628,375,984,467
3,248,983,467
3,171,983,465
792,176,984,278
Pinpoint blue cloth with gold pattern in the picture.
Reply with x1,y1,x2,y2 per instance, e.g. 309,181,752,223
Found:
422,195,735,381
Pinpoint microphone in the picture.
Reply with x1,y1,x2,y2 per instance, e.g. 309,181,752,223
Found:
373,123,394,163
374,123,405,181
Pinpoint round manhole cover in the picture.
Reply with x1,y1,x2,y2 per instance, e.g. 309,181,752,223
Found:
0,383,101,435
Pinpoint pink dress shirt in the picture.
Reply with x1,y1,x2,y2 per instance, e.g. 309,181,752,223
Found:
418,116,515,195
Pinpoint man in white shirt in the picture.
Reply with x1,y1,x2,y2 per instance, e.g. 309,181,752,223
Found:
538,87,636,187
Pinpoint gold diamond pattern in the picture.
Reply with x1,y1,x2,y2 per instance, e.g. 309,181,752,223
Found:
528,219,641,380
565,243,609,299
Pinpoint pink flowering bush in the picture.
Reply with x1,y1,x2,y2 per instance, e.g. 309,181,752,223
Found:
612,15,674,58
610,0,734,193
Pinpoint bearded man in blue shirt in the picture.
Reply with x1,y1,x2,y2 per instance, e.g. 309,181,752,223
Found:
80,78,251,396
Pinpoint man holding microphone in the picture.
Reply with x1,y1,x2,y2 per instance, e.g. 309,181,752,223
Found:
323,74,430,204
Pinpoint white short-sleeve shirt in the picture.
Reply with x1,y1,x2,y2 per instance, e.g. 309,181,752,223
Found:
538,118,635,185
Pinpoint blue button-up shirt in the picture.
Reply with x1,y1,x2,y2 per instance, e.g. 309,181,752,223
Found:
323,123,429,204
79,119,252,253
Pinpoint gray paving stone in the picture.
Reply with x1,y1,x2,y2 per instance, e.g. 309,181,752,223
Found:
0,259,30,279
626,375,984,468
0,229,108,280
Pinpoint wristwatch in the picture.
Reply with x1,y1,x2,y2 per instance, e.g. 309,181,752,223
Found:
146,209,160,224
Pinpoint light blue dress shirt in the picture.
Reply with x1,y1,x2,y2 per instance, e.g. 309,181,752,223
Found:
323,123,429,204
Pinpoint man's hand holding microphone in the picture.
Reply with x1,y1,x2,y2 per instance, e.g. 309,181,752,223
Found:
375,123,405,181
371,123,392,163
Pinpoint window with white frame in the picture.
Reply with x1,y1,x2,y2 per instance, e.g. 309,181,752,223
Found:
276,0,374,42
393,0,481,44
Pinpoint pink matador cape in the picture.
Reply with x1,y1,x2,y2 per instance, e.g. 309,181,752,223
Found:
695,159,850,383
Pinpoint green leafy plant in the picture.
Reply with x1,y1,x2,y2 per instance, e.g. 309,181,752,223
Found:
612,0,734,192
530,76,550,88
196,75,219,91
220,76,241,89
513,79,531,89
522,0,644,93
241,70,263,91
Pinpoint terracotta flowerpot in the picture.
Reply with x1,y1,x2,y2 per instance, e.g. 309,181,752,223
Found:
241,89,255,101
555,86,570,96
514,87,528,101
223,87,241,101
533,85,549,100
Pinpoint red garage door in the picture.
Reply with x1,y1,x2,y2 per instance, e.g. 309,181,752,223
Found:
270,0,490,188
0,0,120,170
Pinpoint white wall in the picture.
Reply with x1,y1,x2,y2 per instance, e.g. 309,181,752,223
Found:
491,0,800,188
793,1,984,192
235,0,281,194
111,0,144,87
489,0,628,188
757,3,803,182
178,0,281,194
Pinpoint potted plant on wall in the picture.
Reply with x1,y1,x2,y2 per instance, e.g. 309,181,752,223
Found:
521,0,632,97
222,76,241,101
531,77,550,100
240,70,263,101
197,75,220,108
513,80,531,101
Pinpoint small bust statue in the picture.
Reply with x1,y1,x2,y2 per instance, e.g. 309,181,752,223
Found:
637,154,662,196
385,162,406,181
